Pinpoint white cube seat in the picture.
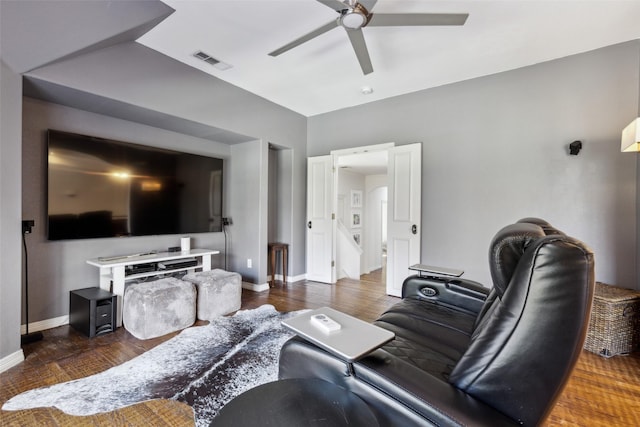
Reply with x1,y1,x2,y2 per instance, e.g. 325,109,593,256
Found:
123,278,196,340
182,269,242,321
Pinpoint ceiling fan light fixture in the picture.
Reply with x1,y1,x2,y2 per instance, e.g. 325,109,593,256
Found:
341,10,366,29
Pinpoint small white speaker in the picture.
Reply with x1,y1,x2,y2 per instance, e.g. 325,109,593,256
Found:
181,237,191,252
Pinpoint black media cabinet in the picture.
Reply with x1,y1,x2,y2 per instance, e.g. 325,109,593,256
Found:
69,287,117,337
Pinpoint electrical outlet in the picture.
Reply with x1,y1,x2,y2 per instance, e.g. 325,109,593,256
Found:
22,220,35,234
222,217,232,226
247,258,252,268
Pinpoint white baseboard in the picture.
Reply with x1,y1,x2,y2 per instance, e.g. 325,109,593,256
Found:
243,273,306,292
20,314,69,334
285,273,307,283
0,349,25,373
269,273,307,284
242,281,270,292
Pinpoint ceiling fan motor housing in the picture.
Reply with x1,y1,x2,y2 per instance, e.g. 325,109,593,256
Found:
340,3,370,29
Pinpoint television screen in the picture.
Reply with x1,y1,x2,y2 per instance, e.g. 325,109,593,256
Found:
47,130,223,240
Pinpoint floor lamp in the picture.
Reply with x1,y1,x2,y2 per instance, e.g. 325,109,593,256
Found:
21,220,43,345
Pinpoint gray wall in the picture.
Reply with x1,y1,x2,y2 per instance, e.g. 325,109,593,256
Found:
227,140,269,283
0,0,174,74
637,63,640,292
268,148,280,244
268,147,294,278
309,41,640,289
24,42,307,147
0,61,23,360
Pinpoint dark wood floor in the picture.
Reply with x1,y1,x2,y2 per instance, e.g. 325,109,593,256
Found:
1,271,639,426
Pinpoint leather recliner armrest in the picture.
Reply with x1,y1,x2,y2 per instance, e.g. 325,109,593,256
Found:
402,275,489,314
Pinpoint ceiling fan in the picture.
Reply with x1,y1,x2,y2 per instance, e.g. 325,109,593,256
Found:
268,0,468,75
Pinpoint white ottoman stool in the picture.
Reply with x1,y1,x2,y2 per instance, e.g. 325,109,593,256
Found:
182,269,242,321
123,278,196,340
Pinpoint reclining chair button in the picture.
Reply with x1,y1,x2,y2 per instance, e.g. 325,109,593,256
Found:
420,287,438,297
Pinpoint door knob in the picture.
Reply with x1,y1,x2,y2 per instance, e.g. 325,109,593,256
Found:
308,221,312,229
412,224,417,235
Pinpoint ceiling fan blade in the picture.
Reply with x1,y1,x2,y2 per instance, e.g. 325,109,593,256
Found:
346,28,373,75
368,13,468,27
269,20,339,57
316,0,349,12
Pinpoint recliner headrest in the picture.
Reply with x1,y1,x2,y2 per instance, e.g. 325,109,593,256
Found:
516,217,565,236
489,223,546,297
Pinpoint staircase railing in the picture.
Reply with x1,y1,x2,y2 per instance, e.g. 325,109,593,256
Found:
336,219,363,279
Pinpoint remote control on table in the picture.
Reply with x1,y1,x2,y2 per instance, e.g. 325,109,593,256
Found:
310,314,341,333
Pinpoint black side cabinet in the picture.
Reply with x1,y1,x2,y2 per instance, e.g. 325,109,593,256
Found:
69,287,117,337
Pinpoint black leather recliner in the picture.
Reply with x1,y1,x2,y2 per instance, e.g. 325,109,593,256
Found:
279,219,595,426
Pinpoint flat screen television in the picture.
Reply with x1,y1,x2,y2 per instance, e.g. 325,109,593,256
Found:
47,130,223,240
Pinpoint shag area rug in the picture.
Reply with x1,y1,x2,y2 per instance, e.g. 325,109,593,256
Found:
3,304,306,426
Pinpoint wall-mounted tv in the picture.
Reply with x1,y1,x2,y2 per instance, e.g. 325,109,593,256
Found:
47,130,223,240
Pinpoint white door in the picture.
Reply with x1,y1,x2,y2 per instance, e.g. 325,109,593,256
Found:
386,143,421,296
306,156,334,283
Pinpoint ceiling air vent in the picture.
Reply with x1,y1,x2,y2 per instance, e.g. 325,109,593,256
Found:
193,51,232,71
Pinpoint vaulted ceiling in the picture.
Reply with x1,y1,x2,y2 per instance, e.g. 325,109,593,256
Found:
4,0,640,122
137,0,640,116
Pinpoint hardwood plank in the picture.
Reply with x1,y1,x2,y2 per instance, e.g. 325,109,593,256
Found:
545,350,640,426
1,275,638,426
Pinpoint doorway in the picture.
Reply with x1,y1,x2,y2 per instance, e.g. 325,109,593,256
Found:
336,152,388,285
306,142,422,296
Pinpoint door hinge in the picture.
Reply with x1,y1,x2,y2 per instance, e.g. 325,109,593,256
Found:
332,213,335,220
331,260,335,267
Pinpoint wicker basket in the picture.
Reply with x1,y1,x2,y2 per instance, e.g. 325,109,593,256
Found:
584,282,640,357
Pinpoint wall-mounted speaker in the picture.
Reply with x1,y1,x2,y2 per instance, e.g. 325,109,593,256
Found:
569,140,582,155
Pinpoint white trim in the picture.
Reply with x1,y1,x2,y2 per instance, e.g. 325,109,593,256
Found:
271,273,307,284
287,273,307,283
0,349,25,373
330,142,395,156
242,273,307,292
301,272,330,283
21,314,69,334
242,281,270,292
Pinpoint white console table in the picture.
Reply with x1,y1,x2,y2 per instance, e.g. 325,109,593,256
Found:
87,249,220,327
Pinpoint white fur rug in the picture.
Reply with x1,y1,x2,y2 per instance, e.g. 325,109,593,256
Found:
3,304,306,426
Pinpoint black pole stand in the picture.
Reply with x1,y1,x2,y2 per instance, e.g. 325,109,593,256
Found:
21,220,43,345
222,217,232,271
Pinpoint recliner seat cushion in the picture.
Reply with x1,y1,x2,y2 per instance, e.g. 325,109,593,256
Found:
374,299,476,378
373,334,460,380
